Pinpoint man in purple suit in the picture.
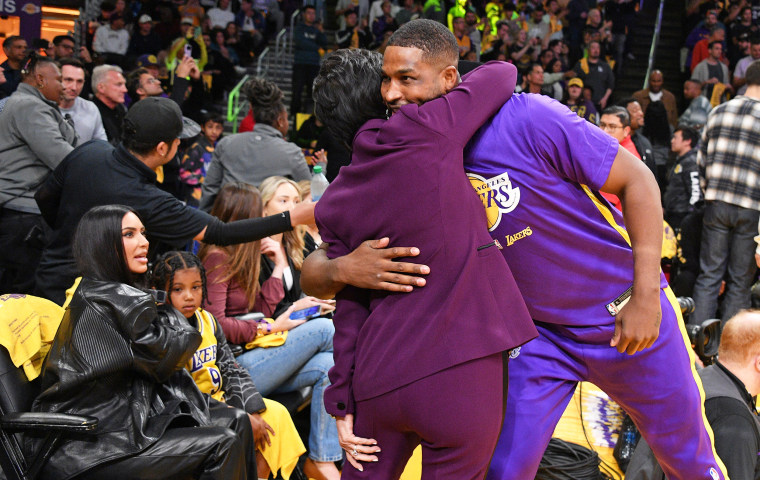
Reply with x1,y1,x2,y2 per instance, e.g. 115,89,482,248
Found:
307,22,537,480
303,20,728,480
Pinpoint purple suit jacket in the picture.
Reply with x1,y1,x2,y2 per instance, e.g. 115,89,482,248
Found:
315,62,537,417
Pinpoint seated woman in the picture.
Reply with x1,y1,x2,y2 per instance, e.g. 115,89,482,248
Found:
32,205,254,480
153,250,307,480
199,182,341,480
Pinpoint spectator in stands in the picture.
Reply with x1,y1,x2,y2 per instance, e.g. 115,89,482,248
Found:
423,0,445,26
511,28,540,72
480,20,512,61
0,53,77,295
208,0,236,29
628,310,760,480
93,13,130,62
33,96,314,304
733,37,760,95
572,40,614,109
32,204,253,480
685,9,723,70
692,40,733,102
563,77,598,124
152,250,308,480
451,16,471,58
128,14,163,57
598,106,637,211
210,27,240,64
0,36,27,98
605,0,637,70
542,58,566,100
680,78,712,129
92,65,127,144
516,62,545,94
337,10,372,49
372,1,399,47
199,181,341,480
691,61,760,325
201,78,311,210
566,0,589,62
633,70,678,127
180,111,224,206
51,35,76,60
370,0,400,27
728,31,750,70
691,26,727,73
663,126,701,229
236,0,266,60
621,98,657,177
58,58,107,143
396,0,421,26
291,5,327,115
127,57,197,109
728,7,756,61
180,0,206,26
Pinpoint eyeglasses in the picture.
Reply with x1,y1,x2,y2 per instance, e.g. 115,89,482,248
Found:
599,123,624,131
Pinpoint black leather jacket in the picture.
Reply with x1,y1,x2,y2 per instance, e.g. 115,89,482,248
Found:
30,278,207,480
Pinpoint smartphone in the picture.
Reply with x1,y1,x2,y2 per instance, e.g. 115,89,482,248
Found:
290,306,320,320
183,43,193,58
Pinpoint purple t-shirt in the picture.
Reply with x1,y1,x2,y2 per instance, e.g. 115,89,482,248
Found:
464,93,668,326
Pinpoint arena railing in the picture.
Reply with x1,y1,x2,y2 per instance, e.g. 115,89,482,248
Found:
227,74,250,134
642,0,665,89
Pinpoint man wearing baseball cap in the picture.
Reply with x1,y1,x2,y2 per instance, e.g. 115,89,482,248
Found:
563,77,598,125
34,96,314,304
128,15,163,58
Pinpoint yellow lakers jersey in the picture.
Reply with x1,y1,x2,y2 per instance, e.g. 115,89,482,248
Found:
186,309,225,402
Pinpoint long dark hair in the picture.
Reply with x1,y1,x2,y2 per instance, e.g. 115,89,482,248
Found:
313,49,386,150
72,204,144,287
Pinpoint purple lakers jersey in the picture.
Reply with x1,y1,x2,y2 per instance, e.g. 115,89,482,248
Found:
464,93,668,326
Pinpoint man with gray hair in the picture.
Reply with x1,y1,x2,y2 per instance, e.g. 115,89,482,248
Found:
92,64,127,144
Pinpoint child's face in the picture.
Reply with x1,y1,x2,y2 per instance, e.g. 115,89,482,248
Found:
203,120,223,144
168,268,204,318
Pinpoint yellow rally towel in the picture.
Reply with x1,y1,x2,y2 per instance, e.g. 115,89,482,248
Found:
710,83,728,108
245,318,287,350
0,294,64,381
260,398,306,479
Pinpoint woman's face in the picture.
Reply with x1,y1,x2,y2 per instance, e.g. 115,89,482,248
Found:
517,30,526,43
263,183,300,216
552,60,562,73
122,212,149,274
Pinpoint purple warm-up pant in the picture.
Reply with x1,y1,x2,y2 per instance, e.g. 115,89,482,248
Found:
344,352,508,480
488,288,728,480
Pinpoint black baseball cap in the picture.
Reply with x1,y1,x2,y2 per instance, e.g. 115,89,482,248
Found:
123,97,200,144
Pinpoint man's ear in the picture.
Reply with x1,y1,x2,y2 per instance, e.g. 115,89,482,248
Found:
623,126,631,138
441,64,459,93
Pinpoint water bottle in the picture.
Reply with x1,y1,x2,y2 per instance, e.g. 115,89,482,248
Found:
311,165,329,201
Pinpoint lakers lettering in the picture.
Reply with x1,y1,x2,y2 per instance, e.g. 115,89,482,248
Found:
505,226,532,246
190,344,217,372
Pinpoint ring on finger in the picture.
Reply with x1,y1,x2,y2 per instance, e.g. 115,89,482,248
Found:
351,447,358,457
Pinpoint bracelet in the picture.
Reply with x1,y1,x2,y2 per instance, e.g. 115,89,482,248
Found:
256,322,266,337
266,323,272,334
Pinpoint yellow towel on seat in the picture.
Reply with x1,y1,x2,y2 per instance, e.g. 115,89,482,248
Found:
259,398,307,479
0,294,64,381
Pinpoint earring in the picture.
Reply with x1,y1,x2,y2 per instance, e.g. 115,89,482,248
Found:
385,108,390,119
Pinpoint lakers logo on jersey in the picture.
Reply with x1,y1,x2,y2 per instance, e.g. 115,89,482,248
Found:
468,172,520,231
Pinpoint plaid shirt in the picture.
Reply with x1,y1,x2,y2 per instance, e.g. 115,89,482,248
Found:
698,95,760,210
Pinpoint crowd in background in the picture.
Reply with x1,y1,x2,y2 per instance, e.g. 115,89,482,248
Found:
1,0,760,476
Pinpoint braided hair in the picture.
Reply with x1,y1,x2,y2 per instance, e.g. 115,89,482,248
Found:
243,77,285,126
152,251,210,308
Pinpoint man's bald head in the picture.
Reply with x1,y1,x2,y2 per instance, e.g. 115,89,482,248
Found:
719,310,760,366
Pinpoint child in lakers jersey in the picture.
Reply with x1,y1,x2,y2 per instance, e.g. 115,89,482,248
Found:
153,251,306,480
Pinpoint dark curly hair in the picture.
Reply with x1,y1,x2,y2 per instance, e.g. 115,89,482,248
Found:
387,19,458,66
313,49,386,150
243,77,285,126
152,251,209,308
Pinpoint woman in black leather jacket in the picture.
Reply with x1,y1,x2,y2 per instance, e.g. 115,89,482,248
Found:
31,205,256,480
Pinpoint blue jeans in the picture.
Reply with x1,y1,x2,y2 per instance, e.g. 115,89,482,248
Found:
692,201,760,324
236,317,342,462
